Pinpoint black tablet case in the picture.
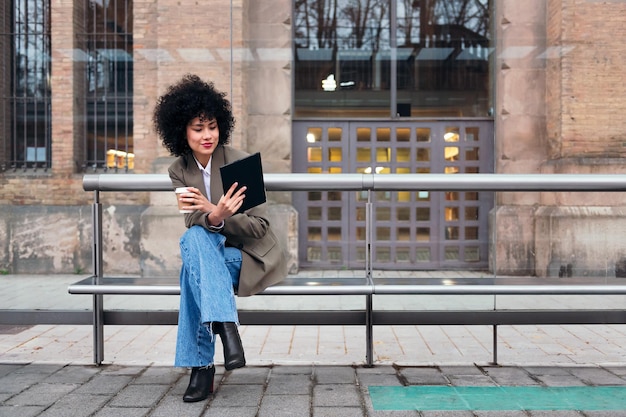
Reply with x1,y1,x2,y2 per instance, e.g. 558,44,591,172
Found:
220,152,266,213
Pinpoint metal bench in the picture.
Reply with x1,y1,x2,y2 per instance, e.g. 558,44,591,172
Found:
69,173,626,366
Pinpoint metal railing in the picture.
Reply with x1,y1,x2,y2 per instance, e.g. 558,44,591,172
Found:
78,173,626,365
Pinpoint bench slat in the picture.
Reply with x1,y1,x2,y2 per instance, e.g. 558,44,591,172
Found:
68,276,626,296
68,276,373,296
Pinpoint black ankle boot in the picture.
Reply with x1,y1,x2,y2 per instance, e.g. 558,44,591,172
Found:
183,365,215,402
213,322,246,371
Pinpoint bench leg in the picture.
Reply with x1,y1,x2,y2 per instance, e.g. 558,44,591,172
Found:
93,294,104,365
491,324,498,365
365,294,373,367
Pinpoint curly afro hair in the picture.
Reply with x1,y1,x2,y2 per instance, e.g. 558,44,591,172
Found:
153,74,235,157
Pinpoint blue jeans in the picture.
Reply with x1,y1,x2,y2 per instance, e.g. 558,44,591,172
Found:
175,226,242,367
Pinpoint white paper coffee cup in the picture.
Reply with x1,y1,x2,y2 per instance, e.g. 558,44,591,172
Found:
175,187,193,213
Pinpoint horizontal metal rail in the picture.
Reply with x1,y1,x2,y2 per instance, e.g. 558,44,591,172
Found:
69,276,626,296
68,276,374,296
83,173,626,192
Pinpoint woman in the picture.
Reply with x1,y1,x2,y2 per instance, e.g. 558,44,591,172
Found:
153,74,288,402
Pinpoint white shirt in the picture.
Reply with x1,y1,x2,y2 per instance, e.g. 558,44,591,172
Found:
194,155,212,201
194,155,224,230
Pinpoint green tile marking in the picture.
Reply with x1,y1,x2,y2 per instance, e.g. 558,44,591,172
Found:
368,386,626,411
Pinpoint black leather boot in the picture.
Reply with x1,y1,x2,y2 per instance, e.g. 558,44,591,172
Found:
213,322,246,371
183,365,215,402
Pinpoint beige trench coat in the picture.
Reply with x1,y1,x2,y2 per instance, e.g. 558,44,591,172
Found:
168,145,288,296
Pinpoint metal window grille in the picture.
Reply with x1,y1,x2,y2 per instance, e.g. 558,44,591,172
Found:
80,0,133,172
0,0,52,172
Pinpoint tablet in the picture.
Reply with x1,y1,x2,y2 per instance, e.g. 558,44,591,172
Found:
220,152,267,213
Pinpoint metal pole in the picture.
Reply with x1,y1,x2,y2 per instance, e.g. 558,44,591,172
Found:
93,191,104,365
365,190,374,366
491,325,498,365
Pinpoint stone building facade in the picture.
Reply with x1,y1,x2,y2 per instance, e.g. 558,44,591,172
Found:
0,0,625,277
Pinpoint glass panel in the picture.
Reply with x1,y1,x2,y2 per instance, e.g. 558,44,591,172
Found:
417,148,430,162
465,226,479,240
294,0,491,117
377,127,390,142
416,207,430,221
328,127,342,141
466,127,480,142
446,192,459,201
308,227,321,240
328,191,342,201
357,147,371,162
444,147,460,161
328,227,341,241
466,147,479,160
417,191,430,200
465,247,480,262
397,148,410,162
308,207,322,220
445,226,459,240
465,206,479,220
376,227,390,240
376,247,391,262
357,127,371,141
376,147,390,162
307,127,322,142
396,248,410,262
376,207,391,221
416,128,431,142
375,191,391,202
328,207,342,221
397,227,410,241
308,191,322,201
397,207,410,221
445,207,459,221
416,248,430,261
307,247,321,262
397,189,411,201
444,128,460,142
308,166,322,173
328,247,342,261
356,190,369,201
465,192,479,201
416,227,430,241
397,127,410,142
328,147,342,161
308,147,322,162
445,247,460,260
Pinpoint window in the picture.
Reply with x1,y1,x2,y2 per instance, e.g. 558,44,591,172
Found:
294,0,492,118
0,0,52,171
81,0,133,171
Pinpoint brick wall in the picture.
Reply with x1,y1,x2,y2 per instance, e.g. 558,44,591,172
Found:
555,0,626,158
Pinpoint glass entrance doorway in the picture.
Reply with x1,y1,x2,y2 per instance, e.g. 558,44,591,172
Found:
293,120,494,270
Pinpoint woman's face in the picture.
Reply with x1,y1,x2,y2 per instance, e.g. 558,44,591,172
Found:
186,116,219,166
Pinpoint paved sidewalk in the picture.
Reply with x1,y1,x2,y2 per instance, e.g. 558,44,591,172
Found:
1,323,626,416
2,360,626,417
1,273,625,415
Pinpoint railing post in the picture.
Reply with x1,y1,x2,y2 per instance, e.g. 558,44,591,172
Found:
491,324,498,365
365,189,374,367
92,191,104,365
